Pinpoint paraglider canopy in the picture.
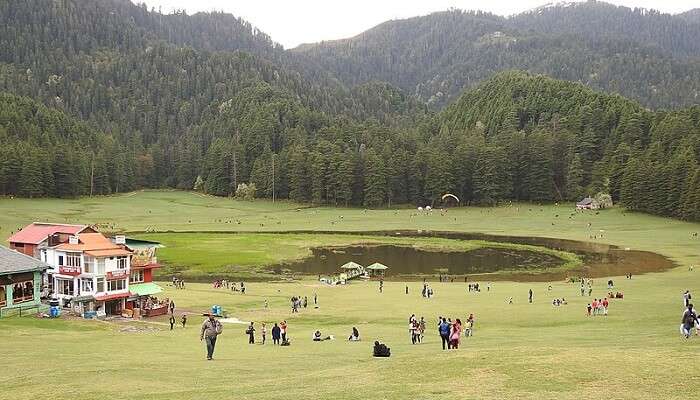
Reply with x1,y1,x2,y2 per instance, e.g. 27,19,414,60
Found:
441,193,460,203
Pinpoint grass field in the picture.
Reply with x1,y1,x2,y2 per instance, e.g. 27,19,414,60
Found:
1,190,699,399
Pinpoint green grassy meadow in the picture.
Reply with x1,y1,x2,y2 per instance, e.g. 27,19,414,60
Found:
1,190,699,399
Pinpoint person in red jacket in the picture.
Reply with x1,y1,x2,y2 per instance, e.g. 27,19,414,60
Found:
602,298,609,316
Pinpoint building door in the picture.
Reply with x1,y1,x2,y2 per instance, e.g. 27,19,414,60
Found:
105,300,122,315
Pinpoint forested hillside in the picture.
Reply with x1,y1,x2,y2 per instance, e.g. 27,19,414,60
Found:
0,1,699,221
296,2,700,109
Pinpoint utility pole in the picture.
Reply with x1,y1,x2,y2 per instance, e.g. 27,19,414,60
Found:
90,154,94,197
272,153,276,203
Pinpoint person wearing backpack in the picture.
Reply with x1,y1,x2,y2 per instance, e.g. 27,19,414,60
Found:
438,317,451,350
246,322,256,344
681,304,697,338
200,314,223,360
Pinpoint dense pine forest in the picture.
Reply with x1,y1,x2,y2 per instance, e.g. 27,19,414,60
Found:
297,2,700,110
0,0,699,221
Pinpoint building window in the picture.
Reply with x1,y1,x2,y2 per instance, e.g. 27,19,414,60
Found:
107,279,126,291
96,277,105,293
117,256,127,269
130,270,144,283
56,279,74,296
0,286,6,307
81,279,94,293
12,281,34,303
97,259,105,274
58,255,64,266
84,257,94,273
66,252,81,267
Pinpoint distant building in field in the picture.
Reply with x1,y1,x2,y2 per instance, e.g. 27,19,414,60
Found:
576,197,600,210
0,244,49,318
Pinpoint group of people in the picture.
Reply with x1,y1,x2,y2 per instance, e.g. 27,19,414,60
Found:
586,298,609,316
467,283,482,292
290,295,309,312
243,320,290,345
551,298,568,307
169,313,187,330
437,315,474,350
212,280,247,294
421,283,434,298
580,279,593,296
408,314,427,344
171,277,186,289
142,296,170,312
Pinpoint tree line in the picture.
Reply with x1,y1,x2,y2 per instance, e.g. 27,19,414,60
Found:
0,1,699,222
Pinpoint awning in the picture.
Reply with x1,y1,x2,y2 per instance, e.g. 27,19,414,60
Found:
366,262,388,270
340,261,363,270
129,282,163,297
95,292,130,301
73,294,96,303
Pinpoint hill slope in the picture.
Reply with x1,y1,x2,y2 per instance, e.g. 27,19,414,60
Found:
295,2,700,109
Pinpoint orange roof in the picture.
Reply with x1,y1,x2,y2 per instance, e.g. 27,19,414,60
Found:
56,233,131,256
85,249,132,257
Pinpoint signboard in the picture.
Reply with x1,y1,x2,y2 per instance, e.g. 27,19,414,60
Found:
107,270,128,280
58,266,81,276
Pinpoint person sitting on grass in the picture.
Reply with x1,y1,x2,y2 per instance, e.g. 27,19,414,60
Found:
313,330,332,341
373,341,390,357
348,327,360,341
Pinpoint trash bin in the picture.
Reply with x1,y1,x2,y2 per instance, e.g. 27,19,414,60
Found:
211,305,220,316
49,306,60,318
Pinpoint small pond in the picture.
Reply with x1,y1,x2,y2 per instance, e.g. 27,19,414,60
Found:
268,230,674,282
274,245,563,277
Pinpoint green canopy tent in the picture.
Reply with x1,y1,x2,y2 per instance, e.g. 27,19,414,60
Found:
366,262,388,276
340,261,363,270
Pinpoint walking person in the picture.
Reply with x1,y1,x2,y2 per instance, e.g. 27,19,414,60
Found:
683,290,692,307
681,304,697,338
303,296,308,308
246,322,255,344
261,322,267,344
438,317,450,350
169,299,175,314
314,292,317,305
169,314,175,330
406,285,409,295
419,317,426,343
272,323,281,345
529,289,533,304
450,319,462,349
602,298,609,316
240,282,246,294
200,314,223,360
280,320,288,342
181,313,187,328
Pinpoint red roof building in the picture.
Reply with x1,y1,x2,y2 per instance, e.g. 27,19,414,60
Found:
8,223,95,258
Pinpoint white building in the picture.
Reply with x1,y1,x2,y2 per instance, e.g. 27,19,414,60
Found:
43,233,132,315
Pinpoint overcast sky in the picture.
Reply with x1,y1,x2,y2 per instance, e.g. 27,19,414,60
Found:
136,0,698,48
